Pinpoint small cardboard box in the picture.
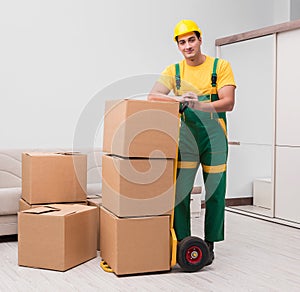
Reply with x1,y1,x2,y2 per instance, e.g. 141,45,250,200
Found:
22,152,87,204
103,99,179,158
100,207,170,275
18,204,97,271
19,198,87,212
102,154,174,217
87,197,102,251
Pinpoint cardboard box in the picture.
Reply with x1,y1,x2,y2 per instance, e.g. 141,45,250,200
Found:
100,207,170,275
102,154,174,217
22,152,87,204
87,197,102,251
19,198,87,212
18,204,97,271
103,99,179,158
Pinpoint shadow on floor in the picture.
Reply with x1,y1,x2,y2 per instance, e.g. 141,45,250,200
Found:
0,234,18,243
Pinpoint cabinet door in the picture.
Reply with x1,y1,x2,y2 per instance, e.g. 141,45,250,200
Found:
276,28,300,146
218,35,275,145
275,146,300,223
227,144,273,198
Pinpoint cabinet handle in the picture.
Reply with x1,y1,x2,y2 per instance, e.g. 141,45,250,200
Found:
228,141,240,145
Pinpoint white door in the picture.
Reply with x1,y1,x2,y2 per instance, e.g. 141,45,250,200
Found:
275,28,300,223
275,146,300,223
218,35,275,209
276,28,300,147
218,35,275,145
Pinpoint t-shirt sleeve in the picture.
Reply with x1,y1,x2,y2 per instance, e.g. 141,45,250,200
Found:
217,60,236,91
158,65,175,91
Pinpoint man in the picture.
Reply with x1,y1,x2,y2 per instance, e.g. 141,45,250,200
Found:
148,19,236,265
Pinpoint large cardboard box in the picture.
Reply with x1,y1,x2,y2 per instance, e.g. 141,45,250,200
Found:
103,99,179,158
19,198,87,212
102,154,175,217
18,204,97,271
87,196,102,251
22,152,87,204
100,207,170,275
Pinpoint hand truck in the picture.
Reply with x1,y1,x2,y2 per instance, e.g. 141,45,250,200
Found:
100,99,209,273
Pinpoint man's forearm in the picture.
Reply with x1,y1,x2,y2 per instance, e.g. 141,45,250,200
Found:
189,98,234,113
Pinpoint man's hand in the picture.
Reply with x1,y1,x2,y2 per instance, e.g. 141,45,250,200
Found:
182,92,198,101
181,85,235,112
182,92,198,109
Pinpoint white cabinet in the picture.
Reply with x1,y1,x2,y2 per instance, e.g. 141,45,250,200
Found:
253,178,272,209
190,193,201,218
276,29,300,147
216,21,300,224
275,146,300,223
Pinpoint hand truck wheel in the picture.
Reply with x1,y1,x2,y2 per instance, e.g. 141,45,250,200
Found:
177,236,209,272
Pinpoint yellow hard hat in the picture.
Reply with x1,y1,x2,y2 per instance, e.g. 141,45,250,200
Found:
173,19,202,41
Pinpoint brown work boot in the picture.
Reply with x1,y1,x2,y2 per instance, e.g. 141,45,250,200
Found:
205,240,215,266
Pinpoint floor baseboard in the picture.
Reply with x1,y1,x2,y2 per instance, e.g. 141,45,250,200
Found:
201,197,253,209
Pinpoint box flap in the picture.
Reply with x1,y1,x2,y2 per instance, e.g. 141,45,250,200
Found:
21,205,85,216
22,206,61,214
51,204,97,216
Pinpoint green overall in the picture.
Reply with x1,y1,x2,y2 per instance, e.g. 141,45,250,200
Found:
174,58,228,242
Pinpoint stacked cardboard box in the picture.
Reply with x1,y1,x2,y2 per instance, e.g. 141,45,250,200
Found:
18,152,98,271
100,99,179,275
21,152,87,205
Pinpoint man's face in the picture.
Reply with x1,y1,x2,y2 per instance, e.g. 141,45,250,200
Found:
177,32,202,60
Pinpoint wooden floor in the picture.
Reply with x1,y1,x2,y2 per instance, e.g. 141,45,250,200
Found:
0,210,299,291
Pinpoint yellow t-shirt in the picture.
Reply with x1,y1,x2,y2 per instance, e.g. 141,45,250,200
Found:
158,55,236,96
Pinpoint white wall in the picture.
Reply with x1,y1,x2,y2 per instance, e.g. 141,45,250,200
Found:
274,0,290,23
290,0,300,20
0,0,290,148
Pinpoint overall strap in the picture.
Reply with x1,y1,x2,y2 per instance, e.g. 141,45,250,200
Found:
211,58,219,88
175,63,181,90
211,57,226,121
